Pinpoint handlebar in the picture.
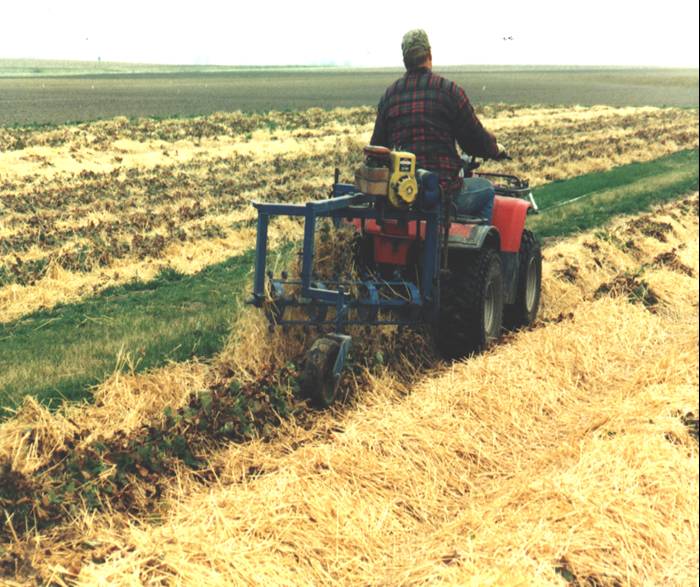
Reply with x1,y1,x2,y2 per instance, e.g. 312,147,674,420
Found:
459,153,537,212
462,152,539,214
461,154,529,191
461,152,510,172
461,154,482,173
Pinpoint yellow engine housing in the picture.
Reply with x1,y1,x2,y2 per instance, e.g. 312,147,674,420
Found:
355,148,418,208
388,151,418,208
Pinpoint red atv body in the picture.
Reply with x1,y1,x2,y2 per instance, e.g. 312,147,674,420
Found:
350,170,541,359
357,195,530,265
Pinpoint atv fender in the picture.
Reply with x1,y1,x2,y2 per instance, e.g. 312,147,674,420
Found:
447,224,500,251
492,196,531,253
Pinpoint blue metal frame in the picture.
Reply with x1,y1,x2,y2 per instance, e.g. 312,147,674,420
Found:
250,179,442,334
249,161,536,393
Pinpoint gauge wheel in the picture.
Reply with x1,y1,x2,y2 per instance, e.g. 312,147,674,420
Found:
300,336,341,408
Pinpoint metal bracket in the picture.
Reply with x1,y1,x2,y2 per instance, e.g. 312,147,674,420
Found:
527,191,540,214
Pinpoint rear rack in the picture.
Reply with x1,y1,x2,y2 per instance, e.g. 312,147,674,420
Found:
476,172,539,214
476,172,530,197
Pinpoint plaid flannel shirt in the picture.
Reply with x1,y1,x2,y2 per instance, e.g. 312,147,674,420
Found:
370,67,499,194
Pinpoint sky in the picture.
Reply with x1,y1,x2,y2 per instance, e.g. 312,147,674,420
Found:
1,0,698,68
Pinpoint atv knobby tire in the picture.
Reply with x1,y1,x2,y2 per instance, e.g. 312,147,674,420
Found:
504,229,542,330
437,247,504,359
300,336,341,408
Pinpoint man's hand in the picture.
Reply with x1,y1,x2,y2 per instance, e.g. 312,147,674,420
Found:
495,142,511,161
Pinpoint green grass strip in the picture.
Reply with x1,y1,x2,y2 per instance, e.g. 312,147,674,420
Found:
0,150,697,416
0,254,255,416
528,149,698,238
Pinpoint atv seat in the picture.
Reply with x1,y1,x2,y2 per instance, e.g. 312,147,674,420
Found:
449,176,495,225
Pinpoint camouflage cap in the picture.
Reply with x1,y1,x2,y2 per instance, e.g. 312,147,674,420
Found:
401,29,431,61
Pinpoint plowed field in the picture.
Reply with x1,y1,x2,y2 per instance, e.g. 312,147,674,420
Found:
1,105,697,322
1,193,697,586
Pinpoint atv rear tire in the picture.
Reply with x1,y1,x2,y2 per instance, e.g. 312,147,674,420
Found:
437,247,504,359
504,229,542,330
299,336,341,408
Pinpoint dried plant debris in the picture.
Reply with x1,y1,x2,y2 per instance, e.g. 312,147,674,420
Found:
594,273,661,310
0,314,432,544
681,411,699,442
0,365,297,542
653,249,695,276
555,557,622,587
627,217,675,242
582,240,600,253
555,263,580,283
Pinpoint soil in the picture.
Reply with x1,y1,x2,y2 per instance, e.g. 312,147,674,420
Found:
593,274,661,310
627,217,675,242
653,249,695,277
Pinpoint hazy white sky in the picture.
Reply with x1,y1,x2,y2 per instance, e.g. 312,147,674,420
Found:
2,0,698,67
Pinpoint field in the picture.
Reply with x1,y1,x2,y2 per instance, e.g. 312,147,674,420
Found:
1,104,697,410
1,194,697,585
0,64,698,126
0,71,699,584
1,105,697,320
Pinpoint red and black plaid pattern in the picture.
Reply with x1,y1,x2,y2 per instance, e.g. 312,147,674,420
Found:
370,68,498,193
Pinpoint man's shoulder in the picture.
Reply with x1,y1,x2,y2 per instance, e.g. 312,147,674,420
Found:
378,76,409,109
427,71,466,97
429,71,472,111
384,75,407,95
395,70,465,96
378,70,468,110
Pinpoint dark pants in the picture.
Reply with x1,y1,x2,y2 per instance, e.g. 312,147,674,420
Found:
452,177,495,222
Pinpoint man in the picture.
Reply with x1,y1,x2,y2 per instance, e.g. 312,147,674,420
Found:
370,29,508,222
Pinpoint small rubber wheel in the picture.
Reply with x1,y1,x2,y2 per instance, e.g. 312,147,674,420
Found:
299,337,341,408
504,229,542,330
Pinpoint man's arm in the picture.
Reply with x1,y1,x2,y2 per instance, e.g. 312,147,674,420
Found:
451,86,499,159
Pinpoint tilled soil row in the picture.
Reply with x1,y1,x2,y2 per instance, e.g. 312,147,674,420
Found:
1,105,697,322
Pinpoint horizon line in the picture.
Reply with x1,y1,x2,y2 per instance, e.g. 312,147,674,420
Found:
1,57,698,71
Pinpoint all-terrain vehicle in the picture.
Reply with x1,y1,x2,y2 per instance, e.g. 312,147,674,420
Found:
249,146,542,406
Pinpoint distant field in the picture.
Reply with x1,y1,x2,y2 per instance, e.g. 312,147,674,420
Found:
0,58,303,77
0,63,697,125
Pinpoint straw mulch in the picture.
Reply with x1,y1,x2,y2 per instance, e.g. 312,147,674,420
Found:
1,195,698,586
74,299,698,585
0,362,207,478
3,105,697,325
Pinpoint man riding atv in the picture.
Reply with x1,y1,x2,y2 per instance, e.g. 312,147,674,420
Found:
248,31,541,405
370,28,510,222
